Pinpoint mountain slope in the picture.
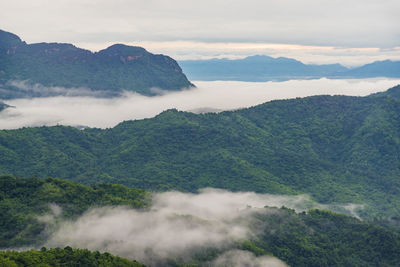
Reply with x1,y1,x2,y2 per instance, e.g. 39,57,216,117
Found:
344,60,400,78
0,29,193,98
0,247,144,267
1,175,400,267
0,175,148,247
2,86,400,217
179,56,400,81
179,55,349,81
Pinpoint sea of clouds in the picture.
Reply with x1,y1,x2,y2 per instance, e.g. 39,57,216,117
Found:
1,78,400,129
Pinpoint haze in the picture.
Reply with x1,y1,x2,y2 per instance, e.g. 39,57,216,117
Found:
1,78,400,129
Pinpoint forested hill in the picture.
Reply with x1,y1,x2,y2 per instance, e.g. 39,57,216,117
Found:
0,247,144,267
0,29,193,98
2,175,400,267
2,85,400,218
0,175,148,247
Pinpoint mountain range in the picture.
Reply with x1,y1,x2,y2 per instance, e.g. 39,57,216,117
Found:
179,55,400,81
0,29,193,98
2,84,400,219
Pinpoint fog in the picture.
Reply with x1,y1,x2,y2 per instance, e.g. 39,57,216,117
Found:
43,188,359,266
1,78,399,130
212,250,287,267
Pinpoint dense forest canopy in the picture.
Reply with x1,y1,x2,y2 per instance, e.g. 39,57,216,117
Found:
0,175,148,247
1,176,400,266
1,85,400,219
0,247,144,267
0,29,193,98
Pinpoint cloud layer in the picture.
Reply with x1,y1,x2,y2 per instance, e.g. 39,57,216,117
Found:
1,78,400,129
44,188,351,266
1,0,398,48
1,1,399,66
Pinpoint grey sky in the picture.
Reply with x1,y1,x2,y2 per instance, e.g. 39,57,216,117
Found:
1,0,399,65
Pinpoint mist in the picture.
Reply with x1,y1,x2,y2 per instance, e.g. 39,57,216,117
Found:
1,78,400,129
42,188,359,266
211,250,287,267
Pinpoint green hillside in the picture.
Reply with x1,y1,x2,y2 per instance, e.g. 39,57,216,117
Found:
1,176,400,266
2,86,400,218
0,29,193,98
0,175,148,247
0,247,144,267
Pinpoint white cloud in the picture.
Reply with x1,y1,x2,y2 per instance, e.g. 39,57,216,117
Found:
211,249,287,267
1,78,399,129
0,0,398,64
44,188,349,265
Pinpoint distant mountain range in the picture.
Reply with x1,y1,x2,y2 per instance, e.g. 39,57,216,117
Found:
0,29,193,98
179,55,400,81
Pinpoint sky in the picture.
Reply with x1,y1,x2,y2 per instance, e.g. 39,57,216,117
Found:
1,0,399,66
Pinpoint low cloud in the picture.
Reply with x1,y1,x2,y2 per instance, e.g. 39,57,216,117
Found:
1,78,399,129
211,249,287,267
2,81,118,98
43,188,360,266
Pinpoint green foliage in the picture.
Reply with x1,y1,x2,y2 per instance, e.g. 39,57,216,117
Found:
0,247,144,267
1,175,400,266
0,175,148,248
2,86,400,219
0,29,193,98
159,207,400,267
246,208,400,267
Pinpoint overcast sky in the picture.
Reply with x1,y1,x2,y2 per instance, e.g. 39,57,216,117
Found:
1,0,399,65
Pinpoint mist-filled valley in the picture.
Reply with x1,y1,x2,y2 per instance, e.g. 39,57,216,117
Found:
2,80,400,266
1,3,400,265
2,175,400,266
1,78,400,129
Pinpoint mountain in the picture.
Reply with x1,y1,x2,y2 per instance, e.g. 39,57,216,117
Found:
0,101,8,111
0,247,144,267
0,175,147,247
343,60,400,78
179,55,349,81
1,175,400,267
0,29,193,98
179,56,400,81
2,85,400,218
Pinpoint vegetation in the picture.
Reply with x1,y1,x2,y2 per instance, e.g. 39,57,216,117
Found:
0,29,193,98
2,86,400,218
1,175,400,266
0,247,144,267
0,175,148,248
245,208,400,267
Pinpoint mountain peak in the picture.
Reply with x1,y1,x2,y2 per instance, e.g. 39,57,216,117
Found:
0,29,25,51
99,44,147,57
243,55,274,61
0,30,193,97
